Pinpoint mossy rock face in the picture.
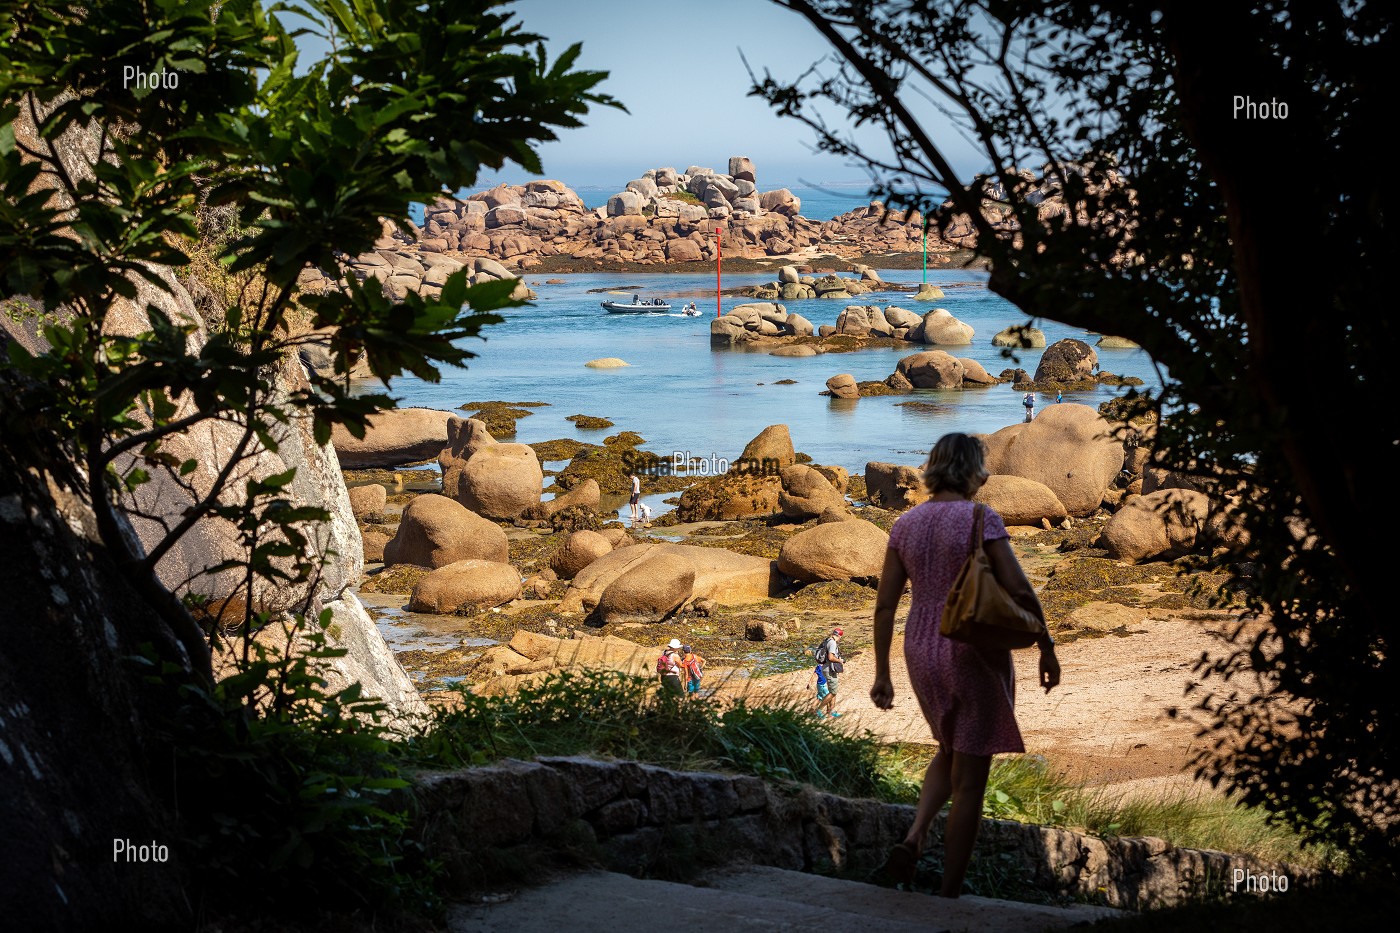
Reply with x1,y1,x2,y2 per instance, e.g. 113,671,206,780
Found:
856,380,902,397
845,476,868,502
360,563,430,595
787,579,876,610
555,435,690,495
676,473,782,521
691,519,799,560
567,414,614,430
459,400,549,409
1099,395,1158,426
461,402,536,437
530,438,598,463
773,379,798,385
508,532,558,573
549,505,602,533
604,431,645,447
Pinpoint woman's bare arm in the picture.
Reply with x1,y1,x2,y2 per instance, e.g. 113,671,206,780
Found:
986,536,1060,690
870,547,909,708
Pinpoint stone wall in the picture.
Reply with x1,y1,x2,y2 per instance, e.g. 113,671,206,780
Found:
414,756,1317,910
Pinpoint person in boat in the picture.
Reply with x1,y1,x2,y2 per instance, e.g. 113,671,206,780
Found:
632,294,640,304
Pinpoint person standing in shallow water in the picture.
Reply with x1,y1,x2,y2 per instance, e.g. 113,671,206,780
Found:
628,472,641,526
1022,391,1036,422
870,433,1060,898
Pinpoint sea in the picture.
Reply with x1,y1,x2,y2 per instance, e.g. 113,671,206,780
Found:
376,268,1159,499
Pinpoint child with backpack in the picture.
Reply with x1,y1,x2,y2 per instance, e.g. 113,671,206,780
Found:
679,644,705,698
810,627,844,718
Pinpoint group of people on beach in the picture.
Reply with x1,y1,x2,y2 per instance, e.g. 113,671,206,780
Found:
655,638,705,697
1022,389,1065,421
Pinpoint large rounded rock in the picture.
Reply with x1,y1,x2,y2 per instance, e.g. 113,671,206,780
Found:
895,350,965,388
883,306,923,329
1096,335,1140,350
456,443,543,520
957,358,998,386
527,478,601,521
864,462,929,510
991,325,1047,348
597,551,696,624
913,283,945,301
331,407,451,468
728,156,757,182
361,528,391,563
1102,490,1210,563
347,484,387,518
549,529,614,580
981,403,1123,515
738,424,796,470
585,358,630,368
826,373,860,399
1034,338,1097,382
383,494,509,568
915,309,974,345
408,559,522,613
974,475,1068,527
676,473,782,521
778,519,889,583
778,464,846,520
783,313,814,336
440,417,498,498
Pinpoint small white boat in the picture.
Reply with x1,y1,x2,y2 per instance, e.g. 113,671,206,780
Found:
602,298,671,313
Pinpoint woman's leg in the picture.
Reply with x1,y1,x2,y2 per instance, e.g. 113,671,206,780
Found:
902,746,953,851
939,752,992,897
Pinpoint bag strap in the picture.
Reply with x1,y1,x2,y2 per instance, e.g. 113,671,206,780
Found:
965,502,985,553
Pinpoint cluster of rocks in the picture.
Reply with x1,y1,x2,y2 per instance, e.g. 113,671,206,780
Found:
739,263,899,302
298,220,536,304
822,337,1141,400
386,158,940,269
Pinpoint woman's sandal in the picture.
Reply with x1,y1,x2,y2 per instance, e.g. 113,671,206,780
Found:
879,841,920,887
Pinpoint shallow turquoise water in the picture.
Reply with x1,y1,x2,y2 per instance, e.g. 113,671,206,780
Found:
378,269,1158,478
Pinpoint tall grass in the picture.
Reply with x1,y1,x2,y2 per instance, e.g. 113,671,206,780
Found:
407,671,1339,871
408,669,896,801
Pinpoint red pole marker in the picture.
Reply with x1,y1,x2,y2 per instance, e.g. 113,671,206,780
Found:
715,227,722,318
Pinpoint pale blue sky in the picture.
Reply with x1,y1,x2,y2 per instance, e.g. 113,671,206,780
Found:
476,0,976,191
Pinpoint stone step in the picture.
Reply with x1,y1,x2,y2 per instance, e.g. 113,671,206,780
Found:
448,867,1123,933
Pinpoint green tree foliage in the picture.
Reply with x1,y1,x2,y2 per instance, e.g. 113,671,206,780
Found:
0,0,618,918
0,0,616,676
755,1,1397,863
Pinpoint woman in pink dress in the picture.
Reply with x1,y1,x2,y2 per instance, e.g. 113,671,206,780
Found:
870,433,1060,896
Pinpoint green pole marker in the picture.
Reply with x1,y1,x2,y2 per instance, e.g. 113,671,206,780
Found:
921,215,928,284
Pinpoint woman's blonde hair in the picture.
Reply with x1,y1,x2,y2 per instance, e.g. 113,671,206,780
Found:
923,433,989,496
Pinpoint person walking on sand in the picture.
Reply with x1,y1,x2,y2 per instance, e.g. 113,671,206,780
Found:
1022,391,1036,422
628,472,642,526
813,627,845,718
656,638,685,697
870,433,1059,898
808,659,831,717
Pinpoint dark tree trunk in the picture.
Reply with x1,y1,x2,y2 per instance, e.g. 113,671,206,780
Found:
0,377,191,928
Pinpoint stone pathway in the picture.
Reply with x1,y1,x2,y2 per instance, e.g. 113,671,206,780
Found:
449,866,1122,933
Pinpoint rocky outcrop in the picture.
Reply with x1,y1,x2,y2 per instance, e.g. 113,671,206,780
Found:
408,559,522,613
738,424,797,470
526,478,602,521
825,374,860,399
331,407,452,468
895,350,965,388
913,308,975,345
383,494,509,568
347,483,387,518
1101,490,1211,563
992,325,1047,348
777,519,889,583
864,462,929,510
981,404,1123,515
1034,338,1098,382
597,550,696,624
974,475,1069,527
549,529,614,580
455,443,544,520
778,464,847,520
676,473,782,521
559,543,778,616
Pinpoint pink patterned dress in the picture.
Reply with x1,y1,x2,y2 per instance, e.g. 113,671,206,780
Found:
888,500,1025,756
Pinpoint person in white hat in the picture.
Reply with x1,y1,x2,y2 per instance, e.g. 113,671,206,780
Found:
656,639,684,696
